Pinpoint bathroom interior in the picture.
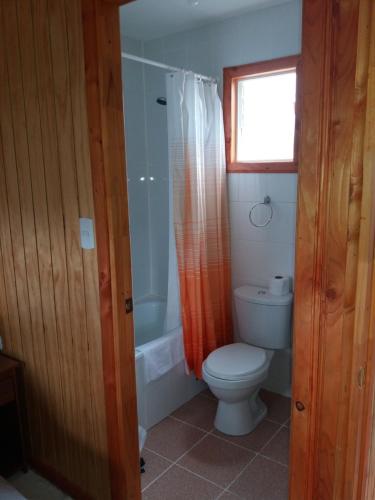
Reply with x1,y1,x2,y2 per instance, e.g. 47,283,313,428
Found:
121,0,300,498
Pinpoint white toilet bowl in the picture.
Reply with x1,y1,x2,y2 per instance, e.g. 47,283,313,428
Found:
202,343,273,436
202,285,292,436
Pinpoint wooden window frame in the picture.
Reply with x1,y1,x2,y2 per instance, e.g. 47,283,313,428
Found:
223,55,300,173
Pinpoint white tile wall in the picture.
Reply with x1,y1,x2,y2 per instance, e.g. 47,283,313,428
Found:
229,173,297,290
229,173,297,397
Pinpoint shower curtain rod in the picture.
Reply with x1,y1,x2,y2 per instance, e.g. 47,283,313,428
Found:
121,52,216,83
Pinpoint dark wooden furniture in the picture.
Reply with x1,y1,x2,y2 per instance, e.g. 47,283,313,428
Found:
0,355,27,477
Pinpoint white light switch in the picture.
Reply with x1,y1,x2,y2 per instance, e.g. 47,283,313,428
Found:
80,218,95,250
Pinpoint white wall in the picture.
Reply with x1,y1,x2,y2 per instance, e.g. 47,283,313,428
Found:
122,0,302,395
229,173,297,290
142,0,302,94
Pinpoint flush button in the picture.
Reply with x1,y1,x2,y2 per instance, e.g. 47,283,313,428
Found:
257,290,266,295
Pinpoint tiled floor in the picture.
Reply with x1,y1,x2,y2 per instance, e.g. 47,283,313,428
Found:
140,389,291,499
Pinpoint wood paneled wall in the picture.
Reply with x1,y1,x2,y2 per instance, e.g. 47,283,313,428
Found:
0,0,111,497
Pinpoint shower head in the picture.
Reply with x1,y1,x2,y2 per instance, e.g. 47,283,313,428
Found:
156,97,167,106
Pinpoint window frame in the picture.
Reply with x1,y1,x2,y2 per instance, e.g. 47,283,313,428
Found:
223,55,300,173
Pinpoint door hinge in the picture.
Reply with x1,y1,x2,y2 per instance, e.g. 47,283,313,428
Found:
358,366,366,389
125,297,133,314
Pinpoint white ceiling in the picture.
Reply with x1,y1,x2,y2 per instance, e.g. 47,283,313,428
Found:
121,0,292,41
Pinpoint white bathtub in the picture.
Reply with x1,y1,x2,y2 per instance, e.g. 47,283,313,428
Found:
134,298,166,347
134,297,205,430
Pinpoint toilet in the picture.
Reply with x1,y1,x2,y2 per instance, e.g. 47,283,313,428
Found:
202,284,293,436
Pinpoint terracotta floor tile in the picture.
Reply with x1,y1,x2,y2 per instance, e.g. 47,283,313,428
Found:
145,417,205,461
261,427,290,465
213,419,280,452
142,465,223,500
229,456,288,500
140,448,172,490
218,492,242,499
172,394,217,431
259,390,291,424
178,434,254,488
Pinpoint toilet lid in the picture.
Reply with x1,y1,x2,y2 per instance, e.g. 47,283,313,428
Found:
204,343,267,381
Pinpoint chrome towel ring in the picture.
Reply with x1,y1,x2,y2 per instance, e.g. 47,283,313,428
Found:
249,196,273,228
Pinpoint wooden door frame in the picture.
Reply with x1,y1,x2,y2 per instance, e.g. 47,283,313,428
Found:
81,1,140,499
80,0,375,499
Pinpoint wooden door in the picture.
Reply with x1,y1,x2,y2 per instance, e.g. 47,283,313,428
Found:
290,0,375,499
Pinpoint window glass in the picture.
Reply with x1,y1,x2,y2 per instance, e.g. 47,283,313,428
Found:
236,71,296,163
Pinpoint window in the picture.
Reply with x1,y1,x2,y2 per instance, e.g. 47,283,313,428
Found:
223,55,299,173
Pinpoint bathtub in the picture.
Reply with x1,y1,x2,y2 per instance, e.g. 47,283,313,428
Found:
134,297,206,430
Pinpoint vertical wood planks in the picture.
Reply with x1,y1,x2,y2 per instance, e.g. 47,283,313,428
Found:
357,3,375,499
0,0,111,497
291,0,375,499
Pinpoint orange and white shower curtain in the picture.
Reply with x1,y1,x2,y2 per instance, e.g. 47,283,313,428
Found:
166,71,233,378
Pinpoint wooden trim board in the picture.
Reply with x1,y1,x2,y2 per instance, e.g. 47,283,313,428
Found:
358,3,375,497
81,1,141,499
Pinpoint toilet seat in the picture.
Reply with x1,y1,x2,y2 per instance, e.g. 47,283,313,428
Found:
204,343,267,381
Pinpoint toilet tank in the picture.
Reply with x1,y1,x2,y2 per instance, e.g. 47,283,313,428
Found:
234,285,293,350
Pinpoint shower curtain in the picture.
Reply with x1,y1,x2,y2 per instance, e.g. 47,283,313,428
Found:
165,71,233,378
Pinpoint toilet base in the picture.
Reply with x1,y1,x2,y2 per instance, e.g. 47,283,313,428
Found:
214,392,267,436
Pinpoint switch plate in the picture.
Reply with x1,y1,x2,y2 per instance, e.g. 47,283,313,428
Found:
79,218,95,250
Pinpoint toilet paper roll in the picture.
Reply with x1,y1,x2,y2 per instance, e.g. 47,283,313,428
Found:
269,275,290,296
